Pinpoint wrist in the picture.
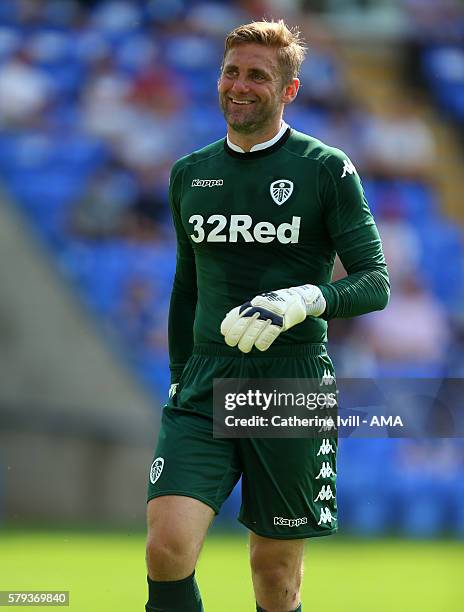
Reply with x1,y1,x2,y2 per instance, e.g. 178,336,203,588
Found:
291,284,326,317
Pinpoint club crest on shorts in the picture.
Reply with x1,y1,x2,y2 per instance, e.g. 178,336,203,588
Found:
270,179,293,205
150,457,164,484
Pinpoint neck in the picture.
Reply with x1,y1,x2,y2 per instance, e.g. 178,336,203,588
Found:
228,119,283,153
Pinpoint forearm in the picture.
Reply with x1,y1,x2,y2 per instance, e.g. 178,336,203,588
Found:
319,265,390,320
168,280,197,383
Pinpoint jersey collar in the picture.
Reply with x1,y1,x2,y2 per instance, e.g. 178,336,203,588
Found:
224,123,291,159
226,121,289,153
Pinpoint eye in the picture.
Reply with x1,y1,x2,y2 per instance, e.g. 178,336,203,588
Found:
251,72,266,82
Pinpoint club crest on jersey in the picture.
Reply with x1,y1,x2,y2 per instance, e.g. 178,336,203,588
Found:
270,179,293,205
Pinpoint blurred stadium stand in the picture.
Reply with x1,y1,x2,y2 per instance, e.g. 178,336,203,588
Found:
0,0,463,536
0,191,156,524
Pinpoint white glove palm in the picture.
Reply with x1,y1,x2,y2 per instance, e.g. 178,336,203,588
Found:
220,285,326,353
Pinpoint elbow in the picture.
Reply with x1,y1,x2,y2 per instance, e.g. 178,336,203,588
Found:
377,289,390,311
376,276,391,311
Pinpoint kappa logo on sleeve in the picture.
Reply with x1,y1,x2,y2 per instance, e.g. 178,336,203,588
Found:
341,159,356,178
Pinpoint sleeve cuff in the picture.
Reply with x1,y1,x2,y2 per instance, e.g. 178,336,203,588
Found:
318,284,339,321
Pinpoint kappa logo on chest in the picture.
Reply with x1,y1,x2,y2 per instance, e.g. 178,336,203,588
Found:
270,179,294,205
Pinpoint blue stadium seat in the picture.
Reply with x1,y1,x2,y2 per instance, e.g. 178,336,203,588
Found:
422,46,464,121
417,221,464,305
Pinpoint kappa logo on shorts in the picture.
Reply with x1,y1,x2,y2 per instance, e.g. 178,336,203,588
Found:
320,369,335,386
318,506,335,525
317,439,335,456
315,461,336,479
314,484,336,502
150,457,165,484
273,516,308,528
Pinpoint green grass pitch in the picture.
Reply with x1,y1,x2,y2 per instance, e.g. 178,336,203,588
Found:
0,530,463,611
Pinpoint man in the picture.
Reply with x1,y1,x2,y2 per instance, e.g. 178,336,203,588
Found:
145,20,389,612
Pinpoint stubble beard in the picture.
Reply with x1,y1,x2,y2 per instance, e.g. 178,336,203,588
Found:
220,94,281,135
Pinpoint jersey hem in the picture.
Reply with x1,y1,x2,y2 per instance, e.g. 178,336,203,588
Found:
147,490,220,515
192,342,327,358
238,517,338,539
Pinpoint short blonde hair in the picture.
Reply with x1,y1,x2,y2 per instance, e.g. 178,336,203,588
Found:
223,19,307,85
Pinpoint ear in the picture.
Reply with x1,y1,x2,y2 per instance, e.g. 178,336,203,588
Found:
282,78,299,105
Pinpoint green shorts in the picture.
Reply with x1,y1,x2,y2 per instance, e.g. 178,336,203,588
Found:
147,343,337,539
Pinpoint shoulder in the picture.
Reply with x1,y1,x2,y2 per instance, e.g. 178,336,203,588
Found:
284,129,355,176
171,139,225,179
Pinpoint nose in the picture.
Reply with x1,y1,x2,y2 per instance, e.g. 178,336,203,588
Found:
230,78,250,95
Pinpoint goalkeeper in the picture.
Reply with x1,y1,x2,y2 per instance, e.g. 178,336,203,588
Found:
145,19,389,612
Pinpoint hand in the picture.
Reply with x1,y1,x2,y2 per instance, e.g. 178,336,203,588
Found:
220,285,325,353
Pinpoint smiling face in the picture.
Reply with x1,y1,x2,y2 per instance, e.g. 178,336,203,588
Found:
218,43,299,142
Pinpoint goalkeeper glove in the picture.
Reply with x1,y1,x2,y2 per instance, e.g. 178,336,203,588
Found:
220,284,326,353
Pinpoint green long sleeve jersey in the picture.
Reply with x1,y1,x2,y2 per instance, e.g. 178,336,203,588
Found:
168,128,390,382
